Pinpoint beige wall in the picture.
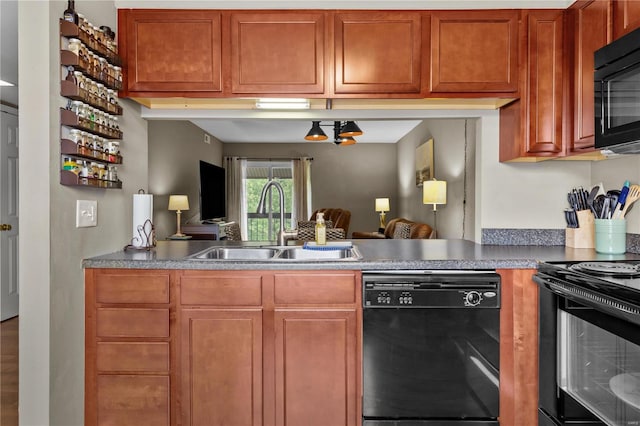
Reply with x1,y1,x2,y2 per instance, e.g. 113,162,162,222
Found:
148,121,223,239
222,142,398,235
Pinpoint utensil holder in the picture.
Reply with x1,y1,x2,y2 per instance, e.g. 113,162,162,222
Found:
565,210,595,249
595,218,626,254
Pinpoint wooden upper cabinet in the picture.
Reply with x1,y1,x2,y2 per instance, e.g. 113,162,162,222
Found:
230,12,326,94
499,10,564,162
525,10,565,156
431,10,519,94
118,9,223,95
568,0,611,153
613,0,640,39
333,12,426,95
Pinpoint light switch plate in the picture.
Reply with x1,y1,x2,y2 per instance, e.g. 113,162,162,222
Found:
76,200,97,228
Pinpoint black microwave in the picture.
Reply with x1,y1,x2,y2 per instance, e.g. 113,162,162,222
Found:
595,26,640,154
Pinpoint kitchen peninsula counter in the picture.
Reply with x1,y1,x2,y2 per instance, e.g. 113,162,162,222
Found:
82,238,640,426
82,238,640,270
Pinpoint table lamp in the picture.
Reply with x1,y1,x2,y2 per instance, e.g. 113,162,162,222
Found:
168,195,189,237
423,179,446,238
375,197,390,231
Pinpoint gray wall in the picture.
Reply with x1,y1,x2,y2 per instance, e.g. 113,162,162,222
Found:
396,119,476,239
148,121,223,239
222,142,398,235
20,2,150,425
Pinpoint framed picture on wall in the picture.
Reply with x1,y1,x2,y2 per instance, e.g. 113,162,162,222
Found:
415,138,434,186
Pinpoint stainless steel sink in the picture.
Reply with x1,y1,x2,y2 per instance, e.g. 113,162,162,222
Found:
277,247,360,260
189,247,280,260
187,245,362,261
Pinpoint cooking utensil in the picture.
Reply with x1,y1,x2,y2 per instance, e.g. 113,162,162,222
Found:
594,194,605,219
587,186,599,215
620,185,640,218
612,185,630,219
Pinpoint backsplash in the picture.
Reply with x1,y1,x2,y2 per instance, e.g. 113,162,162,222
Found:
481,228,640,254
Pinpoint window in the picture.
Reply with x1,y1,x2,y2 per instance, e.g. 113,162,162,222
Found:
244,160,293,241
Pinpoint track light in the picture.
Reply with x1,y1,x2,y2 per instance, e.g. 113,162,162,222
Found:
304,120,362,145
304,121,328,141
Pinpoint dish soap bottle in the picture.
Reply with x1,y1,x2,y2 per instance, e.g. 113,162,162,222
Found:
315,212,326,245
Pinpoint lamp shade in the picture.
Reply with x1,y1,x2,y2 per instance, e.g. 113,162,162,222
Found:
304,121,328,141
375,198,390,212
168,195,189,211
423,180,447,205
339,121,363,137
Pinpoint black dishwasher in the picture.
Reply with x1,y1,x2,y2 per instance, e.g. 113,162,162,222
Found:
362,270,501,426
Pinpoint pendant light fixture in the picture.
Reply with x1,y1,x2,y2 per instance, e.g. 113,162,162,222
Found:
304,121,328,141
338,121,363,137
304,120,363,145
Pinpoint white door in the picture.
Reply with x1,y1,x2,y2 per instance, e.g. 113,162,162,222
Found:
0,106,19,321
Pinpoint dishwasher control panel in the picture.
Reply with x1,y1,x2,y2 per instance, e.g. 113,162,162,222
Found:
363,271,500,308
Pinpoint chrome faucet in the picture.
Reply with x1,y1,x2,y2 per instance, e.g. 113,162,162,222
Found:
256,180,297,246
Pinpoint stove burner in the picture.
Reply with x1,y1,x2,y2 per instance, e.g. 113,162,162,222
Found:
570,262,640,277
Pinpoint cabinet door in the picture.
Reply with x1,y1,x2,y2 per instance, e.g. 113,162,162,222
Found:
431,10,519,94
525,10,564,155
120,10,222,94
613,0,640,40
333,12,425,95
181,309,263,426
273,309,359,426
570,0,611,152
499,11,564,162
230,12,326,94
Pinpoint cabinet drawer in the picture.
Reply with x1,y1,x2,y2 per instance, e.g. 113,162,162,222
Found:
97,375,170,426
181,275,262,306
97,342,169,373
95,272,170,304
96,308,169,338
274,273,357,305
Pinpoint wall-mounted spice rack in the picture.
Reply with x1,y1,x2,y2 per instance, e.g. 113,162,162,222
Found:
59,16,123,189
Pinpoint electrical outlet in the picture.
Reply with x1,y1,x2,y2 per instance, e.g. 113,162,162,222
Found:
204,134,211,144
76,200,97,228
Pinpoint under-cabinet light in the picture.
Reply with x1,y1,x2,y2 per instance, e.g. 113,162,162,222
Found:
255,98,310,110
0,79,15,87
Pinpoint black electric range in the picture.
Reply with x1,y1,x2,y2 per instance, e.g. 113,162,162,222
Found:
536,260,640,326
534,260,640,426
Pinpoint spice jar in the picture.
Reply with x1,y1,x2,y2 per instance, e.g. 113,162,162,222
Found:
70,100,83,116
113,66,122,89
68,38,81,56
68,129,82,147
73,71,85,90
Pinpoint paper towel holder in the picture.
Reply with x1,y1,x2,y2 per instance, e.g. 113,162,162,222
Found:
125,189,156,251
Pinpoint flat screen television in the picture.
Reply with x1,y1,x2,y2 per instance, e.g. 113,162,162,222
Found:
199,160,226,222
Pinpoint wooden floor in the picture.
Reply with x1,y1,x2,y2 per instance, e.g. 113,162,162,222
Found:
1,317,18,426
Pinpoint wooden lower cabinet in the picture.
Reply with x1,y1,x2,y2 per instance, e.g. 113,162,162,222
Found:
178,270,361,426
497,268,539,426
274,310,359,426
86,267,539,426
85,269,174,426
180,309,263,426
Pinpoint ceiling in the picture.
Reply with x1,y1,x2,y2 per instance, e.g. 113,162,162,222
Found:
1,0,574,143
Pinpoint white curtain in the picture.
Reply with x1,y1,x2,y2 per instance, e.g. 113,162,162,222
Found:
224,156,247,240
292,157,313,223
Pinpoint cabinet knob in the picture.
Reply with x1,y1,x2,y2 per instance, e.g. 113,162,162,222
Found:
0,224,12,231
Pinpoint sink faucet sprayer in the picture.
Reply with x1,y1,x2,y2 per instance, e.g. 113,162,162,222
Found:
256,180,297,246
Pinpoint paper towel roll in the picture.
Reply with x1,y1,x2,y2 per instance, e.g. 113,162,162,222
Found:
132,193,153,247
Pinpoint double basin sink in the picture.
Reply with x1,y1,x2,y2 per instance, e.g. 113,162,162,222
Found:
188,245,362,262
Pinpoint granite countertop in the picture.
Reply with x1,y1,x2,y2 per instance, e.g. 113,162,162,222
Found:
82,239,640,271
